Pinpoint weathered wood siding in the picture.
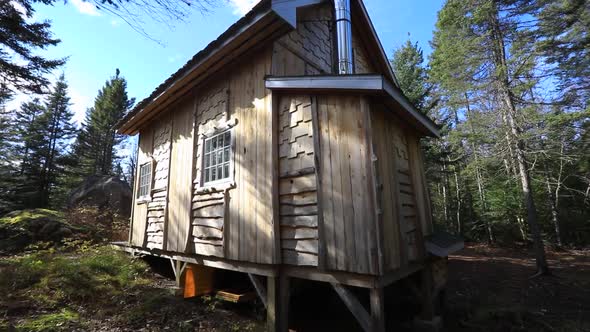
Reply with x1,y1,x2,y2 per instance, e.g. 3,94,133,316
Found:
166,101,195,253
278,95,319,266
370,105,430,271
191,86,229,258
352,27,376,74
181,48,276,264
146,117,172,250
317,95,377,275
130,128,153,247
272,3,333,76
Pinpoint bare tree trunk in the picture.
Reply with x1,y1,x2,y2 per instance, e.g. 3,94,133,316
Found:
442,162,449,227
464,94,493,242
489,4,549,275
543,142,564,247
453,166,462,235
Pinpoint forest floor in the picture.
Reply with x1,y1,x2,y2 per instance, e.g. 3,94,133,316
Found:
445,243,590,332
1,219,589,332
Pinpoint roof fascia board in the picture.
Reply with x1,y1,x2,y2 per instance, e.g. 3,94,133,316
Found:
265,75,385,91
117,6,274,134
271,0,326,27
382,79,440,138
266,75,440,137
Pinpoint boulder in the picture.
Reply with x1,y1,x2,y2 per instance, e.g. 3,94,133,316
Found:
0,209,73,254
67,176,132,217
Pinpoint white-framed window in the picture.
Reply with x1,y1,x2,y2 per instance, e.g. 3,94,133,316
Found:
137,161,152,201
202,129,232,185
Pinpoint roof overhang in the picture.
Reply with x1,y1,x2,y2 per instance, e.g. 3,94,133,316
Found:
117,1,285,135
425,232,464,257
116,0,403,135
265,75,440,137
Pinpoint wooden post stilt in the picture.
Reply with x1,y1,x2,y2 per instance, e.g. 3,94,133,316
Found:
370,287,385,332
267,275,290,332
414,263,442,332
420,264,435,320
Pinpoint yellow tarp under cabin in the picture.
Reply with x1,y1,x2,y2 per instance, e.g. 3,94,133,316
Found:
113,0,463,331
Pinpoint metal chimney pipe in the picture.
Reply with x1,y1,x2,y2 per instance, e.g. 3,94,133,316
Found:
334,0,354,74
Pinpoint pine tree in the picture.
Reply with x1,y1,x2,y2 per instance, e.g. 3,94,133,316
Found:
11,98,47,207
430,0,550,274
0,1,65,94
0,84,18,213
391,39,436,114
31,74,77,207
73,69,134,177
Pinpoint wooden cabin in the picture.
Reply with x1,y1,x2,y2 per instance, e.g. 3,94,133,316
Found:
115,0,460,331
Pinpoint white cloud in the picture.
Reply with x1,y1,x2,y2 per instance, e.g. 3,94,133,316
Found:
228,0,260,15
110,19,120,27
71,0,101,16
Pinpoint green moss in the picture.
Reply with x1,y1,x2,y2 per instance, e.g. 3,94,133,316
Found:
16,308,80,332
0,209,64,225
0,246,149,308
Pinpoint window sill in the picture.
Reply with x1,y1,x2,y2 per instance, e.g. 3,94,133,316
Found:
195,181,236,194
136,197,152,205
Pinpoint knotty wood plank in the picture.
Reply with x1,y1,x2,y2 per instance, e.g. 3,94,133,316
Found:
281,239,318,254
330,97,346,271
280,227,318,240
318,96,336,272
280,215,318,228
192,217,224,229
282,250,318,266
279,174,316,195
193,226,223,240
193,204,225,218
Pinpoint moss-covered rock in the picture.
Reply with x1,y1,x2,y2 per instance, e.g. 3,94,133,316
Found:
0,209,73,254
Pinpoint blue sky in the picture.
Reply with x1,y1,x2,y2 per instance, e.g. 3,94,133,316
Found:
8,0,444,125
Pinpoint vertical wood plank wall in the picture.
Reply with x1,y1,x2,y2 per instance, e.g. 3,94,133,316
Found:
166,101,195,253
370,105,432,272
278,95,319,267
317,95,377,275
130,127,153,247
225,47,274,264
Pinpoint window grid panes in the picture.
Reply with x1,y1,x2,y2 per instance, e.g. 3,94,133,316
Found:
203,130,231,184
138,162,152,198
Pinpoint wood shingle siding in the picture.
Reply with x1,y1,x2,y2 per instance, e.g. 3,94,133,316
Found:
278,95,319,267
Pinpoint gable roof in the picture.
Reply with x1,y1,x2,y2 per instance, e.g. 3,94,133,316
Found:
116,0,431,136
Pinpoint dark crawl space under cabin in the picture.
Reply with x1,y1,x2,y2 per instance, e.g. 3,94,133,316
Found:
113,0,463,331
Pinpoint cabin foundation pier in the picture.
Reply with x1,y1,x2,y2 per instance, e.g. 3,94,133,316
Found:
267,275,290,332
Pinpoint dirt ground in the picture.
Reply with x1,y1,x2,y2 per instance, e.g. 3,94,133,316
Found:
444,243,590,332
2,243,588,331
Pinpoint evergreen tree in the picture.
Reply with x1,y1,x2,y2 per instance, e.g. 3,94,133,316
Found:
73,69,134,177
30,74,77,207
12,98,47,207
0,1,65,94
535,0,590,106
430,0,550,274
0,83,18,213
391,39,436,114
